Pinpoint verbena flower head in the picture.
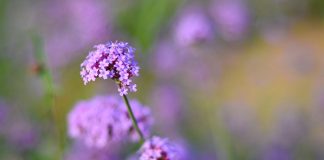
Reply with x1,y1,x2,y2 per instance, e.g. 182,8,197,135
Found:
68,95,152,148
138,136,180,160
80,41,140,96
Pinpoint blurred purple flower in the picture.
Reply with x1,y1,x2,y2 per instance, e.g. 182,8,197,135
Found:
150,85,184,135
174,7,214,46
80,41,140,96
210,0,250,41
260,26,286,45
262,145,293,160
0,101,8,135
7,120,39,151
173,139,192,160
150,42,183,79
220,100,260,146
151,43,181,77
271,105,307,147
41,0,111,68
284,46,316,75
65,142,120,160
137,136,182,160
68,95,153,148
310,82,324,121
181,53,222,91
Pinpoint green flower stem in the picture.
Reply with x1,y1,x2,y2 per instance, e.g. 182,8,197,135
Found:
122,94,145,143
32,34,64,159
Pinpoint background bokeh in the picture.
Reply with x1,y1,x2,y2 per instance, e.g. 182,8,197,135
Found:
0,0,324,159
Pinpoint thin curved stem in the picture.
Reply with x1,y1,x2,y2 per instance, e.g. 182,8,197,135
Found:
122,94,145,143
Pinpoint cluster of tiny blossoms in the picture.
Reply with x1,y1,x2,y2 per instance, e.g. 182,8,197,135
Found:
68,95,153,148
76,40,183,159
138,136,179,160
80,41,140,96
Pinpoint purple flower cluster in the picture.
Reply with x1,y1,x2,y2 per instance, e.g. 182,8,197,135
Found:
77,40,186,159
68,95,153,148
138,136,180,160
80,41,140,96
